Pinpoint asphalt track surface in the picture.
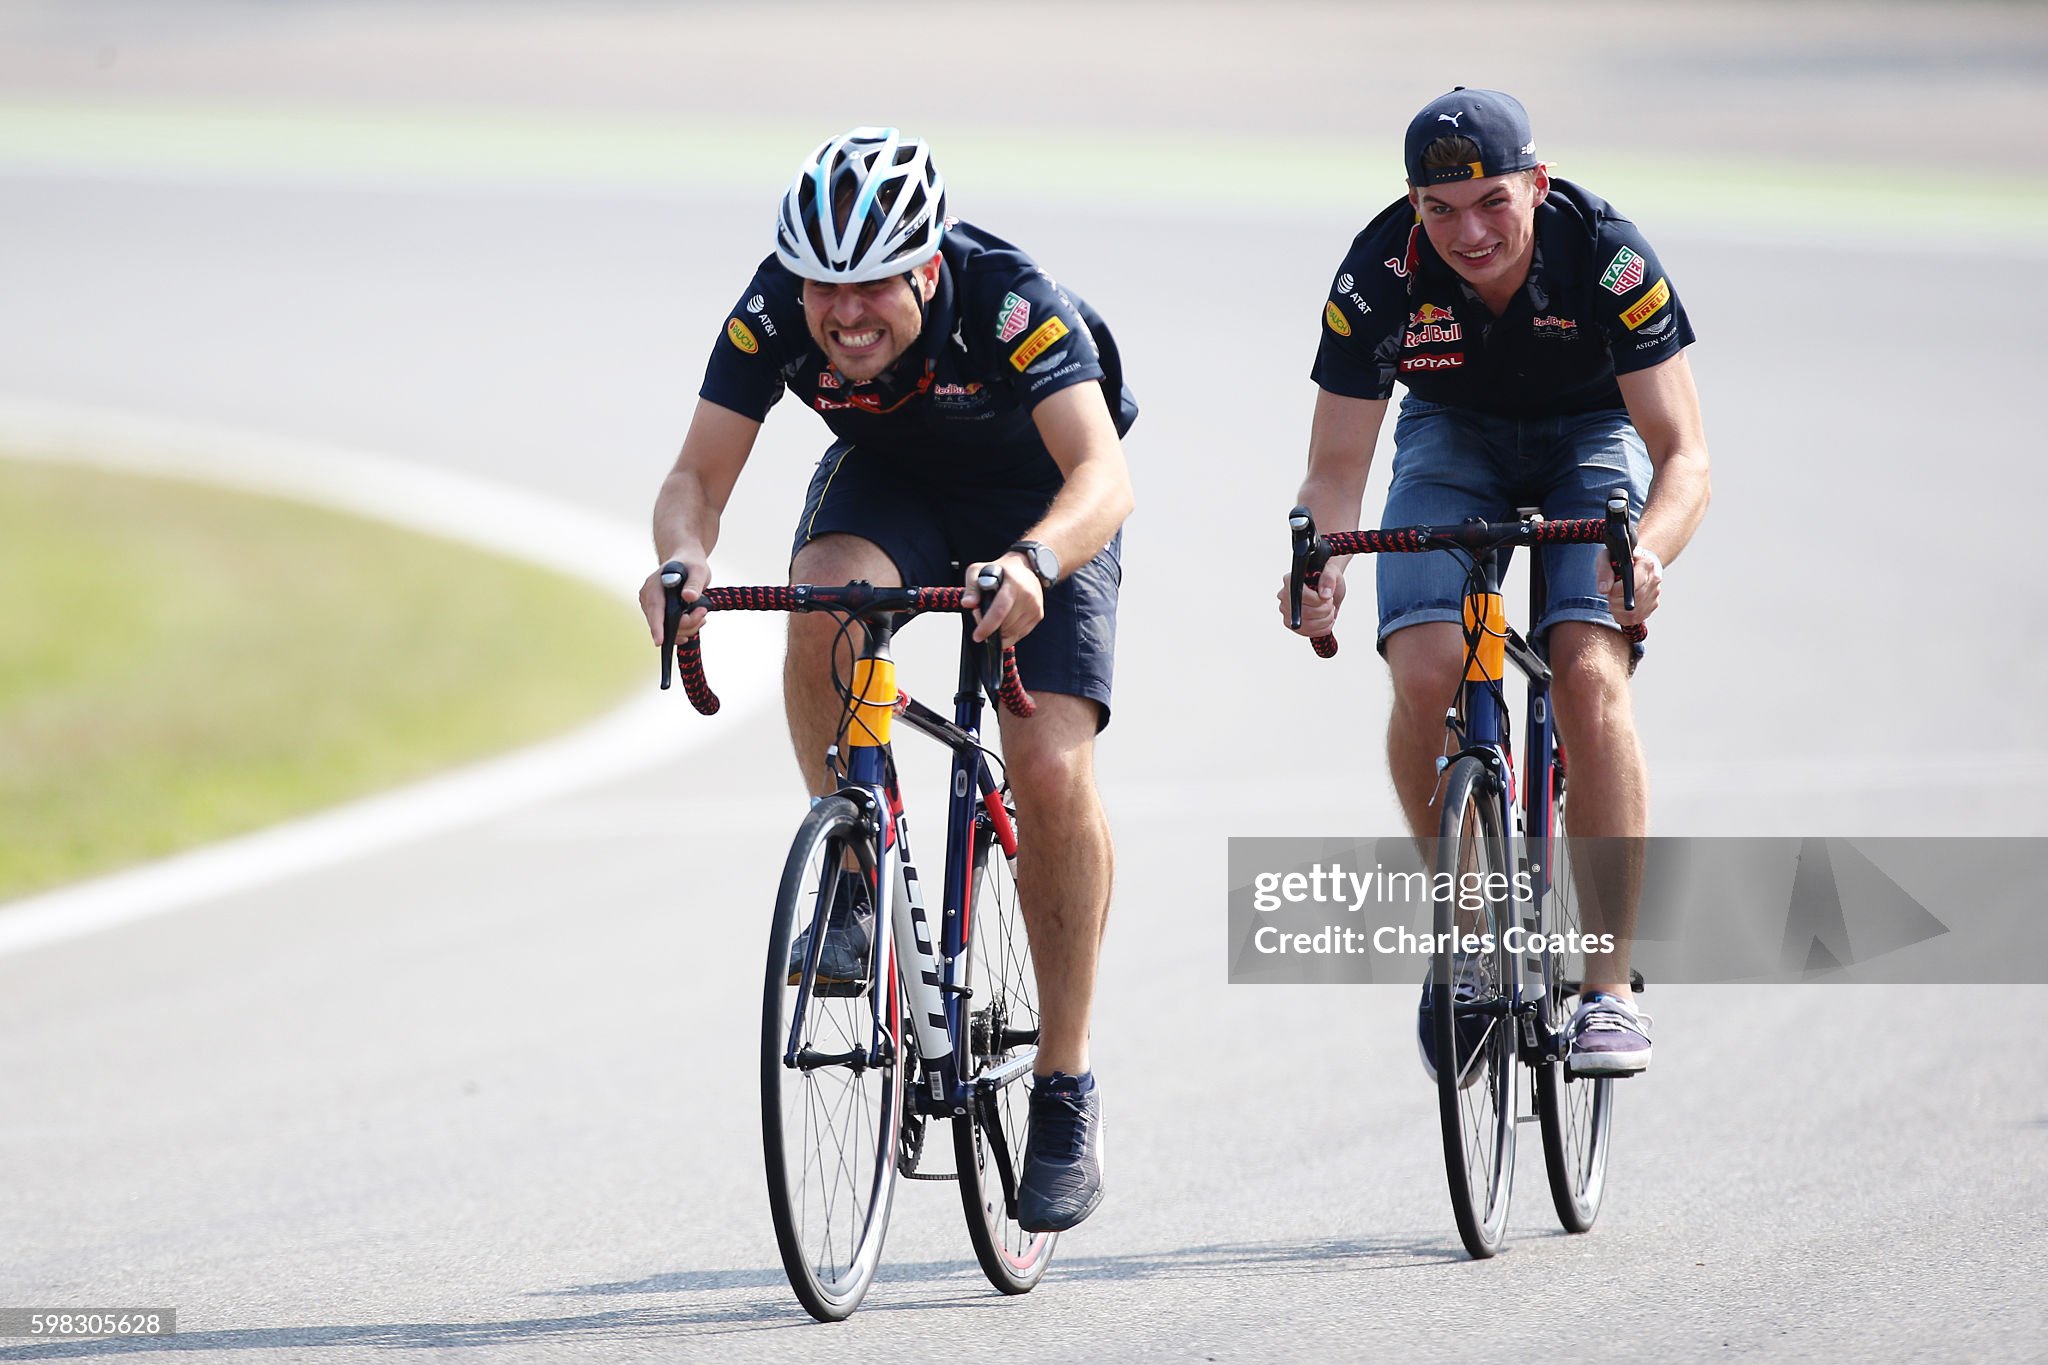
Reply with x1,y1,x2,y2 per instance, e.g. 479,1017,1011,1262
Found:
3,4,2046,1361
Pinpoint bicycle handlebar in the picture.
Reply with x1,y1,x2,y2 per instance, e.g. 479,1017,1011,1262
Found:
1287,493,1645,657
657,564,1036,720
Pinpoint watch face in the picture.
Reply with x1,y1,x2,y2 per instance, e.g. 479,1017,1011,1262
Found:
1019,543,1056,584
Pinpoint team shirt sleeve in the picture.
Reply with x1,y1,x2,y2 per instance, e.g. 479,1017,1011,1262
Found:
1589,220,1696,375
977,267,1107,409
697,261,800,421
1308,236,1403,401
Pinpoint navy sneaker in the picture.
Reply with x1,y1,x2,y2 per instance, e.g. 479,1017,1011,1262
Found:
1565,992,1652,1076
1016,1071,1104,1233
1417,964,1494,1089
787,869,873,996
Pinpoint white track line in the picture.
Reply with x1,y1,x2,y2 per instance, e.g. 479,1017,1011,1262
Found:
0,395,766,956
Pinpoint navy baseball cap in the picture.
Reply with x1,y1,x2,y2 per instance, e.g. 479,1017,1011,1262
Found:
1404,88,1539,186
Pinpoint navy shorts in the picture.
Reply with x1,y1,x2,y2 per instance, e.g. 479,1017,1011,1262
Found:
791,440,1120,729
1376,395,1652,652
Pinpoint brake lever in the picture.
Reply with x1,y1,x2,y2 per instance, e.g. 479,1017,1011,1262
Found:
1289,505,1338,657
658,559,686,690
1603,490,1637,614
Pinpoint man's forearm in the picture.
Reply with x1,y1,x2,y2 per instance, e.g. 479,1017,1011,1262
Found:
1640,444,1710,567
1019,454,1133,578
653,465,726,565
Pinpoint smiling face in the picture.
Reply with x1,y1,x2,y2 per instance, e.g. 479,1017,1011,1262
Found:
1410,167,1550,308
800,254,942,382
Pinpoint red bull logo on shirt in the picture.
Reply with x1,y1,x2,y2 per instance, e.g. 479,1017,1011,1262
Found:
1404,304,1461,346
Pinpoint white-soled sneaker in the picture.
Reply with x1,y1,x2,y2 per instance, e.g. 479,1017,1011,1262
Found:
1565,992,1653,1076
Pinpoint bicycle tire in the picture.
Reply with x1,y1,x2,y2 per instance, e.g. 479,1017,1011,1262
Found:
1433,755,1517,1259
761,796,901,1322
953,784,1056,1293
1534,786,1615,1233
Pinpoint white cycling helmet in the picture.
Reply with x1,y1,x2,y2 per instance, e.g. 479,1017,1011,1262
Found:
774,126,947,283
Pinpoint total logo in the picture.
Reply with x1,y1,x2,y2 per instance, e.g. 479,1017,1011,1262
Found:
1399,352,1464,372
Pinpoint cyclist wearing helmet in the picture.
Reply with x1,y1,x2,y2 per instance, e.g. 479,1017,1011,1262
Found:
640,127,1133,1232
1280,90,1710,1078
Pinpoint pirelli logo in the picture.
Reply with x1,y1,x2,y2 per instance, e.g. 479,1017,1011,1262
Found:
1008,316,1070,371
1621,278,1671,331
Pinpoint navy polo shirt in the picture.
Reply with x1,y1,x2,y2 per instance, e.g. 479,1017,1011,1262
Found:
700,221,1137,489
1311,179,1694,418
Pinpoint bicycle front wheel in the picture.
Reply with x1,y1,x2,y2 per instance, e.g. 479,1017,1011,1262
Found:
953,785,1056,1294
1433,755,1517,1259
762,795,901,1322
1534,786,1615,1232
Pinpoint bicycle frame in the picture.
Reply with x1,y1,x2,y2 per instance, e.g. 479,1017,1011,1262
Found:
780,608,1031,1125
1444,513,1571,1068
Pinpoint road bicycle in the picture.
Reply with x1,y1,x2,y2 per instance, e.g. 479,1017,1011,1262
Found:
1286,494,1646,1259
658,564,1051,1320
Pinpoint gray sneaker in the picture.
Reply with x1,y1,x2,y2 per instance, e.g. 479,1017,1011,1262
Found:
1565,992,1653,1076
787,869,872,995
1017,1072,1104,1233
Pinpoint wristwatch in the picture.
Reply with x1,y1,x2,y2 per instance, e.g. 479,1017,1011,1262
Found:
1008,540,1060,589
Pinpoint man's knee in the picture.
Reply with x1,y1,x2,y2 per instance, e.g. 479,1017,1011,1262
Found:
1548,623,1634,741
999,694,1099,813
788,535,899,655
790,533,898,586
1384,622,1465,714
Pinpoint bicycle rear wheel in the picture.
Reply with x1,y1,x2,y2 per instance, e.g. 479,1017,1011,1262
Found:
1534,787,1615,1232
953,785,1056,1293
1433,756,1517,1259
762,796,901,1322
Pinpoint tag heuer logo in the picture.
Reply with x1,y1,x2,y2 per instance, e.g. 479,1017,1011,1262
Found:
996,292,1032,343
1600,246,1646,296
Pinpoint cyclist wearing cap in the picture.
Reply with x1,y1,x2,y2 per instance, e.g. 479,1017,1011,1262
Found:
1280,89,1710,1077
639,127,1133,1232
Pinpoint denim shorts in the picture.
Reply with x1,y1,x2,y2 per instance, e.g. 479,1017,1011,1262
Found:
1375,396,1652,651
791,439,1119,729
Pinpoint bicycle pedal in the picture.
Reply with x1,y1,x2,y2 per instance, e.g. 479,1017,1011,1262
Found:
902,1170,957,1182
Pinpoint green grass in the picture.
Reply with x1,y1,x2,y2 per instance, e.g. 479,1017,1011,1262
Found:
0,457,644,902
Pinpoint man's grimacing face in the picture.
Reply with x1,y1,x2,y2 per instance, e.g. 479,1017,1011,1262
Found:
1410,167,1550,296
801,255,941,382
